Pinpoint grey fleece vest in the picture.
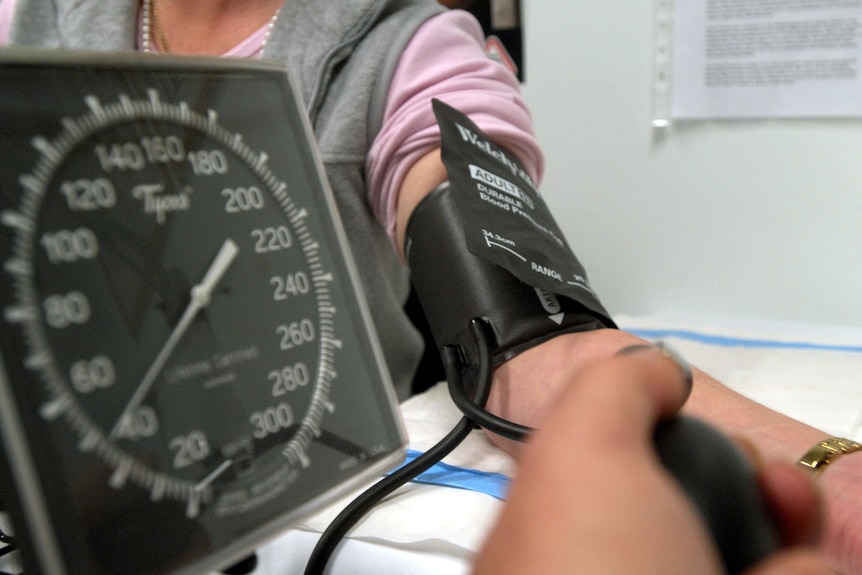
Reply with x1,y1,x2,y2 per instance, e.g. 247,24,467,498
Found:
9,0,446,399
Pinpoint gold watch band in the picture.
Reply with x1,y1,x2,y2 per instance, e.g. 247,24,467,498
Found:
798,437,862,477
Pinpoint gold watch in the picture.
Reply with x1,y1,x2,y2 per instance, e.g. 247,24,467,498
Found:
798,437,862,477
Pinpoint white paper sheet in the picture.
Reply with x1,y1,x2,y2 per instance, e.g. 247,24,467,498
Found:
667,0,862,119
4,316,860,575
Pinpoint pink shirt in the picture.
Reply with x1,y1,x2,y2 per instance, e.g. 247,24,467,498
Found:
0,0,12,44
0,2,541,245
369,9,542,241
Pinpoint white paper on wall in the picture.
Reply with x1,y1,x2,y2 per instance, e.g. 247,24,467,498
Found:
655,0,862,121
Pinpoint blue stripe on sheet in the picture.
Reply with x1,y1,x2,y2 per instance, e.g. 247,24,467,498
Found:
402,449,511,500
400,328,862,499
628,328,862,353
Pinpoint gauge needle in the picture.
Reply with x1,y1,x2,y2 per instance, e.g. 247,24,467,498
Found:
109,239,240,440
195,459,234,492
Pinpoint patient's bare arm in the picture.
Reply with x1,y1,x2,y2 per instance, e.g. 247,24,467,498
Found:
487,327,862,575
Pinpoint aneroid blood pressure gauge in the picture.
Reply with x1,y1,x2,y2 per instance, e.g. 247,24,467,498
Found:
0,51,406,575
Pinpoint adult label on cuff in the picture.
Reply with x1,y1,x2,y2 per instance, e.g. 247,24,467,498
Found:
432,99,609,320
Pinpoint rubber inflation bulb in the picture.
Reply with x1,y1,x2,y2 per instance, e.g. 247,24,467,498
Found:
654,416,781,574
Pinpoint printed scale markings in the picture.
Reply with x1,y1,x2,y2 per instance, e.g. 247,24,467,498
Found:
1,90,341,518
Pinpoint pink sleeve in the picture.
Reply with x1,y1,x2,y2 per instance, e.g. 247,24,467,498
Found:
0,0,18,45
366,9,544,244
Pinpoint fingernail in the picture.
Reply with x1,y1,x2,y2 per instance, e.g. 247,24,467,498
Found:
615,344,656,357
656,342,694,391
615,342,693,391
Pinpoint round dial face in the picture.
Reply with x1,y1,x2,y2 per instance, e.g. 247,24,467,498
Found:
25,89,335,516
0,55,404,575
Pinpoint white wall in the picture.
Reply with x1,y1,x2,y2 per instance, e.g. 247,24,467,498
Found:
520,2,862,328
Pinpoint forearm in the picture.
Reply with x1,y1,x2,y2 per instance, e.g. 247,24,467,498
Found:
687,371,862,575
474,345,830,575
487,327,862,574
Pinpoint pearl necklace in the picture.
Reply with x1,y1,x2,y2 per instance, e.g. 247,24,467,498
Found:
140,0,280,57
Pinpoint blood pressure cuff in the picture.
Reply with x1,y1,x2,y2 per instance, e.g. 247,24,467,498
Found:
405,100,616,372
